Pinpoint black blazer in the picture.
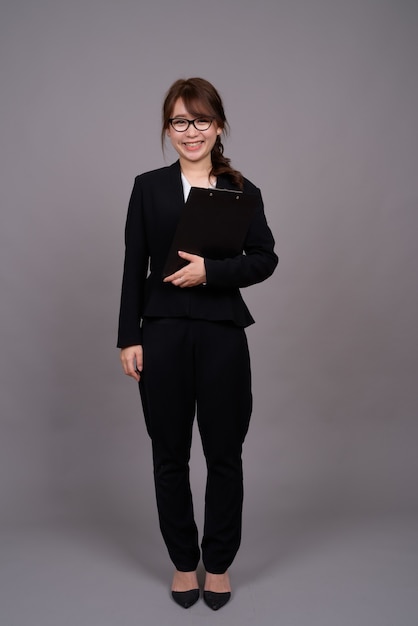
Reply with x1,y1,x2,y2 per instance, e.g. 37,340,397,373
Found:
117,160,278,348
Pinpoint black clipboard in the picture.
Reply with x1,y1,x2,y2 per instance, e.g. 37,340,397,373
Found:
162,187,258,277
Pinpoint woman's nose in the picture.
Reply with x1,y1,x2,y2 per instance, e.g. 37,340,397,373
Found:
186,123,199,136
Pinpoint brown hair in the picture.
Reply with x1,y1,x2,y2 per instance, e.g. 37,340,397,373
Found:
161,77,243,189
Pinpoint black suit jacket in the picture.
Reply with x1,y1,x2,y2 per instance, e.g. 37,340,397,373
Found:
117,160,278,348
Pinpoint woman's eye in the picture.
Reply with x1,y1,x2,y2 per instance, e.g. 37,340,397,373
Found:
173,119,187,127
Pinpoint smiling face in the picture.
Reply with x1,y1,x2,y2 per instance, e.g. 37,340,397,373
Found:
166,98,222,168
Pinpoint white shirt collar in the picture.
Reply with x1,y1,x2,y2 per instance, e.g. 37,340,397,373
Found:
181,172,216,201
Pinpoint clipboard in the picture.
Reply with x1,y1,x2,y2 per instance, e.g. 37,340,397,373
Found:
162,186,258,277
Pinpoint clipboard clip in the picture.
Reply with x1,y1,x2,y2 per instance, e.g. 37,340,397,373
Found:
209,191,241,200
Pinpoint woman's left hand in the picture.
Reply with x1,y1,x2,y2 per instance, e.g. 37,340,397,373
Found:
163,251,206,288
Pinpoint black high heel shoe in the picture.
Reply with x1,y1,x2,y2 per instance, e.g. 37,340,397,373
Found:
171,589,200,609
203,590,231,611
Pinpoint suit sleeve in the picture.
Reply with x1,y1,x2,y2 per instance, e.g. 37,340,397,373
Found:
117,178,149,348
204,188,278,288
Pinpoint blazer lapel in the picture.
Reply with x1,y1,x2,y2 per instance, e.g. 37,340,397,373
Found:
167,160,185,207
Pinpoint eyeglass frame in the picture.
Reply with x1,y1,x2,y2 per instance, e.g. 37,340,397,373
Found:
168,116,215,132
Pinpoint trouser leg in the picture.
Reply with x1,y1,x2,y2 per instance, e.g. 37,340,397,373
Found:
194,321,252,574
139,319,200,571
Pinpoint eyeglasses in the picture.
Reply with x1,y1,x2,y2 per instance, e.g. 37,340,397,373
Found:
168,117,214,132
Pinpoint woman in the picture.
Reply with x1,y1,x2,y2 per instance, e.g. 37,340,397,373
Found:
118,77,278,610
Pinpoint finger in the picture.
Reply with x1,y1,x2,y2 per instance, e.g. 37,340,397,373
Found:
120,354,140,381
163,271,179,283
177,250,194,261
164,273,187,287
127,359,140,381
136,347,143,372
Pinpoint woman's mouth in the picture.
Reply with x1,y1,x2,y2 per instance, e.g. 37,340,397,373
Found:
183,141,203,149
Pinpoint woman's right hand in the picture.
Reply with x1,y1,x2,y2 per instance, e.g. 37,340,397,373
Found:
120,345,143,382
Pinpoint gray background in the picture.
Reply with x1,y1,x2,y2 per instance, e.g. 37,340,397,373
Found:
1,0,417,624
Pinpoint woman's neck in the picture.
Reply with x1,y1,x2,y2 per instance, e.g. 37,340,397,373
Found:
180,160,215,188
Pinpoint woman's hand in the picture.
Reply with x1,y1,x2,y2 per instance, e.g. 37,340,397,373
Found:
120,345,143,382
163,251,206,288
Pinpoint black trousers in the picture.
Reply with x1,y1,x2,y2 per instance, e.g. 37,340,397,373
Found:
139,318,252,574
